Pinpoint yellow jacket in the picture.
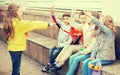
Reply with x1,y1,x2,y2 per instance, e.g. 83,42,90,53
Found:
7,18,48,51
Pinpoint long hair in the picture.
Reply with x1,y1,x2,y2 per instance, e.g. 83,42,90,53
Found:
2,3,19,41
102,15,116,33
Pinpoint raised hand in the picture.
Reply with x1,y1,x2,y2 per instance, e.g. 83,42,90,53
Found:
83,10,94,19
50,5,55,14
71,8,77,15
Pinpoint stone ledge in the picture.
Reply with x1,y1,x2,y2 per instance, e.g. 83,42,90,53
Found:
27,32,57,49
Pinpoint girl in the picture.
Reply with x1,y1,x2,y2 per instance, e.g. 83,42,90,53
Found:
82,11,116,75
2,3,53,75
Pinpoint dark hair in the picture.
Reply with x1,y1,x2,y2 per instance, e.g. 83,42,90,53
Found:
2,3,19,41
62,13,70,18
79,11,85,18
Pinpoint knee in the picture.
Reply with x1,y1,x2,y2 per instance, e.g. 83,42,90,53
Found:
83,60,89,67
74,58,80,63
70,55,75,60
53,50,59,56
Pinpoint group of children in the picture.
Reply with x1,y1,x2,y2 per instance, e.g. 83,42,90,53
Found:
2,3,116,75
42,6,116,75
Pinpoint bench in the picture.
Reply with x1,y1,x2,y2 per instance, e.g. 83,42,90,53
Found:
0,23,120,75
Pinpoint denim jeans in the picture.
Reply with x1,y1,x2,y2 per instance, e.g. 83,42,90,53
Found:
9,51,22,75
49,46,63,64
82,58,113,75
66,52,91,75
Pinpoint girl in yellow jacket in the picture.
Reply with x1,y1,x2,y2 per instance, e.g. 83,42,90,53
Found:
2,3,53,75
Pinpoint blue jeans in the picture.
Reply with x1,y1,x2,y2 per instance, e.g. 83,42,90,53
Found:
66,52,91,75
9,51,22,75
82,58,113,75
49,46,63,64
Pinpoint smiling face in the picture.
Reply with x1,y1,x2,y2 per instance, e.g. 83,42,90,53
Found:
62,16,70,25
79,15,87,24
62,13,70,25
79,11,87,24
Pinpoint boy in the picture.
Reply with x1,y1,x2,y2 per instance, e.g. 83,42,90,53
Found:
42,6,72,72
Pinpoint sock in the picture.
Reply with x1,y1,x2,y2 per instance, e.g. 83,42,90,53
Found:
54,62,61,67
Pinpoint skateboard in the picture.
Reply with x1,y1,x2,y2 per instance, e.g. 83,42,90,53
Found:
92,61,102,75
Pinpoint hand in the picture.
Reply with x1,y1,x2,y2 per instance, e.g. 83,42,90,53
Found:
83,10,93,17
79,51,84,54
56,45,61,48
73,33,82,36
50,5,55,14
49,23,55,27
90,56,95,60
71,8,76,14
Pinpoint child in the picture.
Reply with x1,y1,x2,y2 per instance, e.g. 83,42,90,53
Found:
48,10,94,72
66,11,100,75
66,26,98,75
82,11,116,75
42,6,72,72
2,3,54,75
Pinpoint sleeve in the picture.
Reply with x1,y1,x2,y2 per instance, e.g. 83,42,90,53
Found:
70,12,82,30
51,14,64,28
58,36,73,47
20,20,48,32
92,18,113,37
82,37,97,54
91,43,97,57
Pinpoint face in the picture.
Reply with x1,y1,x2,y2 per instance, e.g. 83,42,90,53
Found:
62,16,70,25
17,9,23,19
79,15,87,24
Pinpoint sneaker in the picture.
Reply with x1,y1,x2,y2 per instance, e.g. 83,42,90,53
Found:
48,65,61,72
42,64,51,72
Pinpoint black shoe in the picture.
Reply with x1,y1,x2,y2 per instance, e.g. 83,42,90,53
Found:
48,65,61,72
42,64,51,72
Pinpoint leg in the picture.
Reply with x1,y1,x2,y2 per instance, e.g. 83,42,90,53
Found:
59,45,81,65
69,52,80,67
100,60,113,65
87,59,113,75
9,51,22,75
49,47,63,64
55,45,69,62
58,48,73,65
42,46,58,72
49,46,57,64
82,58,91,75
67,54,91,75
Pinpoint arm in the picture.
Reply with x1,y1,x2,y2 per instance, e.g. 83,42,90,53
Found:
79,37,96,54
70,9,82,30
51,6,64,28
92,18,113,37
20,20,49,32
91,43,97,57
58,36,73,47
84,11,113,37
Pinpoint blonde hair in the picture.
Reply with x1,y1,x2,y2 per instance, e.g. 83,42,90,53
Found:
101,15,116,33
3,3,19,41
